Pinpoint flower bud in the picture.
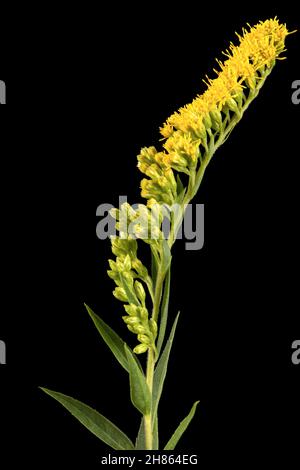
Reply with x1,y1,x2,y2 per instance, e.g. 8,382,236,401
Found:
110,208,120,220
145,164,162,180
123,254,132,272
165,168,177,192
116,258,125,272
134,280,146,303
203,113,212,129
107,269,119,281
111,246,124,257
210,108,222,126
195,121,207,140
149,319,158,338
134,325,147,334
137,334,152,345
147,198,158,208
108,259,118,271
121,202,137,221
133,343,149,354
122,316,140,325
138,309,147,323
226,97,239,113
132,259,148,278
126,325,136,333
113,287,128,302
124,304,139,316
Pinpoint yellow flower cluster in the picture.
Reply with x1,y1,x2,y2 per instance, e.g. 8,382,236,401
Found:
137,18,290,206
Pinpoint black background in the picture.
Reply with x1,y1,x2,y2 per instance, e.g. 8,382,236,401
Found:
0,3,299,468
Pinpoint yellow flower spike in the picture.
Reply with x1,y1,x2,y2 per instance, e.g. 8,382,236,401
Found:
160,18,289,140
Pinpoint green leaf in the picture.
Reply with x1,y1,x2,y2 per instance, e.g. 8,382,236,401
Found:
164,401,200,450
150,246,158,286
135,418,145,449
152,414,159,450
176,174,185,194
152,312,180,423
175,175,186,204
161,239,172,275
125,345,151,416
156,268,171,356
40,387,135,450
84,304,129,373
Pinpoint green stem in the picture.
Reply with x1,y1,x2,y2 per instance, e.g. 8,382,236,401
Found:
144,347,154,449
144,259,167,449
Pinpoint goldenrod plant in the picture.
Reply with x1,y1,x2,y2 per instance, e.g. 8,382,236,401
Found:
41,19,292,450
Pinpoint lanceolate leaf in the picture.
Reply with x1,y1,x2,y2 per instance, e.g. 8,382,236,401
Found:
40,388,135,450
156,269,171,357
152,312,180,423
164,401,200,450
135,417,145,449
150,246,158,286
85,304,129,373
161,239,172,275
175,174,187,204
125,345,151,416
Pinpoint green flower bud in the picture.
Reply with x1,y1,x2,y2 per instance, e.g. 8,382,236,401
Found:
145,164,162,180
122,316,140,325
111,246,125,257
140,307,148,321
124,304,139,316
133,343,149,354
126,325,136,333
108,259,118,271
134,280,146,303
121,202,137,221
226,97,239,113
195,121,207,140
149,319,158,338
137,334,151,345
110,208,120,220
134,325,147,335
165,168,177,192
123,254,132,272
113,287,128,302
203,113,212,128
132,259,148,278
107,269,119,281
122,271,134,289
116,258,125,272
210,109,222,126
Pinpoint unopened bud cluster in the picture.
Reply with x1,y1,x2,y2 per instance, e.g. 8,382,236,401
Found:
108,238,157,354
110,202,164,244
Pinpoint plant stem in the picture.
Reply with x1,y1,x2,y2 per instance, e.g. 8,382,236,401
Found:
144,348,155,449
144,262,167,449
